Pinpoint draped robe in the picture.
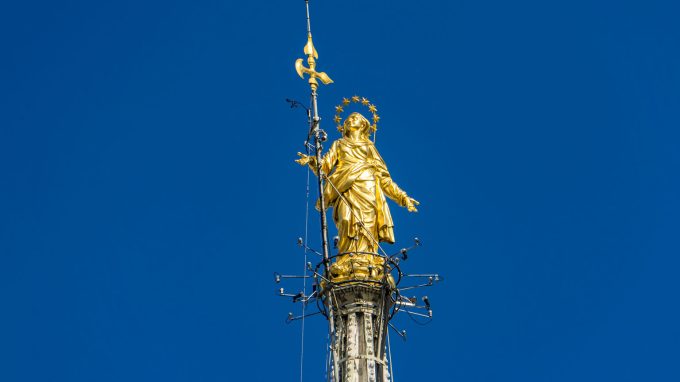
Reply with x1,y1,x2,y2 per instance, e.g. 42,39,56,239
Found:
317,138,409,255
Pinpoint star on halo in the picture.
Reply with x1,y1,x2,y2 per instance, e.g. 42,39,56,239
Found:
351,95,360,103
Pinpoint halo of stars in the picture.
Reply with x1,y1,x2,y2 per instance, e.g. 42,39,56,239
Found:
334,95,380,133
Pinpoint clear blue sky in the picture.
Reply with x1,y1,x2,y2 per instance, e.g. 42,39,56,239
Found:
1,0,679,381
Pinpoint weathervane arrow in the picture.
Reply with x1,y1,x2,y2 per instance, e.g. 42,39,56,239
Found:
295,1,333,91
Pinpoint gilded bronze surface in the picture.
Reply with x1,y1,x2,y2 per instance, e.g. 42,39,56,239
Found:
295,34,333,90
334,96,380,134
296,111,418,282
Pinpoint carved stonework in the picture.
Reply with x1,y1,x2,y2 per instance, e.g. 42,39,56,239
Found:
330,283,393,382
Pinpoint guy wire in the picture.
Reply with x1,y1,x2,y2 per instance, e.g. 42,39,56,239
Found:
387,329,395,382
300,165,311,382
325,332,331,382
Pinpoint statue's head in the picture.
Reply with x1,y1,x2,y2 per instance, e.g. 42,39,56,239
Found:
342,112,371,140
334,96,379,138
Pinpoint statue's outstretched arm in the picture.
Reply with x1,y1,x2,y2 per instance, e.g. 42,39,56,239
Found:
295,152,317,170
372,145,419,212
295,141,338,176
381,176,419,212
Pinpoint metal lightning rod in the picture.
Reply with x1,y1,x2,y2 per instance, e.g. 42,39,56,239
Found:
294,1,336,381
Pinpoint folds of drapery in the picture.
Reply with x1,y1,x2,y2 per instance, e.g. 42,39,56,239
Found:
316,138,408,249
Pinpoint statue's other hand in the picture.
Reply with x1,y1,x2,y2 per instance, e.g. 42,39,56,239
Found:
295,152,312,166
405,197,420,213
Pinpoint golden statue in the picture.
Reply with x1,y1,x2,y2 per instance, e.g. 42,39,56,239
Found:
296,109,419,281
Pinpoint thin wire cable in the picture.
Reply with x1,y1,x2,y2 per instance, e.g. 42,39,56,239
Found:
325,332,331,382
300,166,311,382
405,310,433,326
387,329,395,382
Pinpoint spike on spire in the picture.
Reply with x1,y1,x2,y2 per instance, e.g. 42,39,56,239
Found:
295,0,333,91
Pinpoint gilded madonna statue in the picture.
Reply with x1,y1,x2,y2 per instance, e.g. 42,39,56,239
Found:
296,110,418,280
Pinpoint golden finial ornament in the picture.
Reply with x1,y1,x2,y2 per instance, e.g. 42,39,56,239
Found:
295,33,333,91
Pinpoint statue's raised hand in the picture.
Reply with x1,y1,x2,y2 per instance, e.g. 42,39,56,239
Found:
295,152,317,167
405,197,420,213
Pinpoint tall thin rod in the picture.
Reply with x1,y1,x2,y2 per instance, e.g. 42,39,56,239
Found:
310,87,338,382
300,2,338,380
305,0,312,35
